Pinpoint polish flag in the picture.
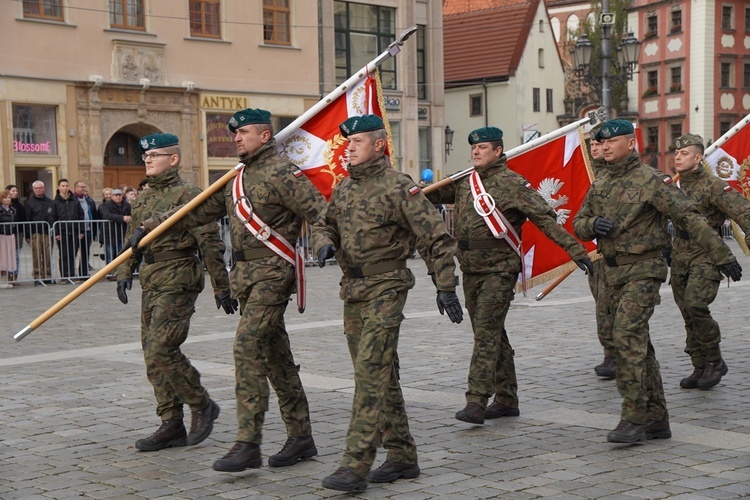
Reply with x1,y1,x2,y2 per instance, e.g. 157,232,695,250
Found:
705,119,750,196
507,130,597,288
277,72,389,200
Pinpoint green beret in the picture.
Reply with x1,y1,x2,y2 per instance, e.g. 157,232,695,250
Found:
339,114,384,138
228,108,272,133
594,119,634,141
674,133,703,149
139,133,179,152
468,126,503,145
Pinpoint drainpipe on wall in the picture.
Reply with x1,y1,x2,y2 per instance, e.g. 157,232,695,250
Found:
318,0,325,98
483,79,489,127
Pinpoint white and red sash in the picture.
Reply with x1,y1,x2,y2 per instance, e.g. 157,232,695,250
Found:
469,171,527,293
231,166,306,313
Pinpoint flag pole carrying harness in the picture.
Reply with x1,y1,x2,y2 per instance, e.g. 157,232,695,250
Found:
469,171,528,293
232,166,306,313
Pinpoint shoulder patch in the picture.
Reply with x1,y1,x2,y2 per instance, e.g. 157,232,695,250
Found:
524,181,533,189
408,185,421,196
293,169,304,178
662,176,672,185
723,185,733,192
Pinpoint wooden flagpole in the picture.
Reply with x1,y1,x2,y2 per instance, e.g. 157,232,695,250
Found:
14,26,420,342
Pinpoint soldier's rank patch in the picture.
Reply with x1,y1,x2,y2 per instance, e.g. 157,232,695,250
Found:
662,176,673,185
525,182,533,189
723,185,733,192
408,185,420,196
293,169,304,178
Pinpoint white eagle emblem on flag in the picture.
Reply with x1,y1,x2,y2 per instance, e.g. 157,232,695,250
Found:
537,177,570,225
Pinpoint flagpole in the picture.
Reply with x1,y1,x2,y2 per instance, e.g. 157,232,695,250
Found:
704,111,750,157
13,27,419,342
423,106,608,194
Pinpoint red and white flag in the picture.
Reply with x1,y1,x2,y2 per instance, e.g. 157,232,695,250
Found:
507,130,597,288
277,71,390,200
705,117,750,196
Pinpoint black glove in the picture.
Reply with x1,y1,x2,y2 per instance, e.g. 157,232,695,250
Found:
317,244,336,268
576,257,594,276
128,227,147,254
662,247,672,267
593,217,613,237
117,278,132,304
215,290,239,314
718,260,742,282
436,290,463,324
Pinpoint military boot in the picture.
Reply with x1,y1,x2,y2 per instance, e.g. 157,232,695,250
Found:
485,400,520,419
680,366,704,389
268,436,318,467
606,420,646,443
455,403,485,424
697,359,728,389
135,419,187,451
212,441,262,472
594,356,617,379
322,467,368,492
644,417,671,440
187,399,220,446
368,461,420,483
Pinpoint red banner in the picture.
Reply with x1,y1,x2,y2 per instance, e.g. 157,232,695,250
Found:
277,72,389,200
507,130,596,288
705,121,750,197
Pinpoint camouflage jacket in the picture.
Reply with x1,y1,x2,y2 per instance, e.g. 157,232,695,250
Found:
143,140,327,302
427,155,587,276
672,165,750,273
573,152,735,286
313,156,458,302
116,166,230,295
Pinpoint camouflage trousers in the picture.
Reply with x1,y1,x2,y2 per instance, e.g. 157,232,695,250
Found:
234,289,311,445
340,289,417,478
588,257,615,357
462,272,518,410
141,289,208,421
670,264,722,367
609,278,668,424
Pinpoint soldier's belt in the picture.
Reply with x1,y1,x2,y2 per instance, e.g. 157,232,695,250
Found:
143,248,196,264
458,239,507,250
232,247,276,261
347,260,407,278
604,249,662,267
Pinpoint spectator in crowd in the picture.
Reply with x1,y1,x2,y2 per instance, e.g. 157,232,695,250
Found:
74,181,98,279
125,187,137,203
98,188,131,270
25,180,55,284
5,184,25,282
138,178,149,192
102,187,113,204
0,189,18,288
53,178,84,282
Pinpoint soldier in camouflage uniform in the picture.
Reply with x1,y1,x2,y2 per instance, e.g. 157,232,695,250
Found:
116,133,236,452
671,133,750,389
427,126,594,426
573,120,742,444
316,114,463,493
133,109,325,473
587,131,617,379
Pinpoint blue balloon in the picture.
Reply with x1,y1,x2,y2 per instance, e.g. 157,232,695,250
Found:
421,168,434,183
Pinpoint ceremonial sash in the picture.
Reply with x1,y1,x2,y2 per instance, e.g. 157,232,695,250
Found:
469,171,527,293
231,166,306,313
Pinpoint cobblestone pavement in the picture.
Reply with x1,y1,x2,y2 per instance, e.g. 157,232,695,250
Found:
2,241,750,499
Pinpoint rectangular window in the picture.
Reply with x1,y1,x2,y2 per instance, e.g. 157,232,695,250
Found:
670,10,682,33
334,1,396,89
670,122,682,145
645,70,658,95
744,62,750,88
722,5,733,30
546,88,553,113
646,14,658,37
470,94,482,116
190,0,221,38
12,105,58,155
720,120,731,135
647,125,659,152
110,0,144,30
746,7,750,32
206,113,235,158
720,61,733,87
416,25,427,100
670,66,682,92
418,126,431,175
263,0,290,45
533,87,540,112
389,121,401,170
23,0,63,20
